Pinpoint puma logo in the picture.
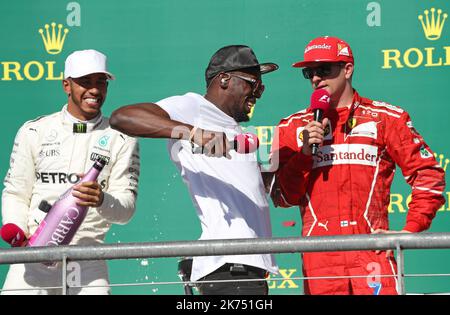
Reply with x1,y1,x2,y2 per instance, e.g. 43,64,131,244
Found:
318,221,329,231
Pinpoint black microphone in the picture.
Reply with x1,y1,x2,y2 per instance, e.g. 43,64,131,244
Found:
309,89,331,156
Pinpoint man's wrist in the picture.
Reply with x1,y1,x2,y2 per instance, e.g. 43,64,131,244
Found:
97,191,105,207
402,221,422,233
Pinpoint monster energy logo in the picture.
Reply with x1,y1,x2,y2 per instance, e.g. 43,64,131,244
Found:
73,123,87,133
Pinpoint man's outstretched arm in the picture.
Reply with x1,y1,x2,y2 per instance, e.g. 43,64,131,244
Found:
110,103,192,139
110,103,230,158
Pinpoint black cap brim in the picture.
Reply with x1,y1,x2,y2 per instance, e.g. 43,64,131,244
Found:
260,63,279,74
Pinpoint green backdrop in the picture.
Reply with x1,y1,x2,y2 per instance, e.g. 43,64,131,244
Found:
0,0,448,294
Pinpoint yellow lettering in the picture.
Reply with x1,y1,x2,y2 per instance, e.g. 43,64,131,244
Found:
391,192,450,213
382,49,403,69
45,61,63,80
405,194,412,209
267,274,277,289
447,192,450,211
23,61,44,81
256,126,273,146
444,47,450,66
439,192,450,211
1,62,24,81
278,269,299,289
389,194,406,213
424,47,442,67
403,48,423,68
267,269,299,289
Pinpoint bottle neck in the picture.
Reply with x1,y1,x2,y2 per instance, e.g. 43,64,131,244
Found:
81,161,104,182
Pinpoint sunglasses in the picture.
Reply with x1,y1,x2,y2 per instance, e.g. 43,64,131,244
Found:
302,63,345,79
227,73,265,98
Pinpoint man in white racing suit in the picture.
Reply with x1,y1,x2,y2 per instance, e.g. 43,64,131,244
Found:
1,49,140,295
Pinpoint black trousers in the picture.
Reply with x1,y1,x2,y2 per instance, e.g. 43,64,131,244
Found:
196,263,268,295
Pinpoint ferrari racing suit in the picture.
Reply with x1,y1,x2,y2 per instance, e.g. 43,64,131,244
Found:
272,90,446,295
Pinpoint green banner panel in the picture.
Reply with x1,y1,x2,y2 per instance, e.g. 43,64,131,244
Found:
0,0,448,294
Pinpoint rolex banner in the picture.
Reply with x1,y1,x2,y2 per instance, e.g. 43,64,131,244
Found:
0,0,448,295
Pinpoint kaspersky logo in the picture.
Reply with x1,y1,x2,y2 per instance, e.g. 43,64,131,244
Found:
1,4,80,82
382,7,449,69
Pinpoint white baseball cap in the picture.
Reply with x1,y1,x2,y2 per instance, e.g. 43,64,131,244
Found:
64,49,115,80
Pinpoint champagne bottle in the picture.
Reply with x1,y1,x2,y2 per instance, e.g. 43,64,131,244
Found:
28,158,106,247
31,200,52,226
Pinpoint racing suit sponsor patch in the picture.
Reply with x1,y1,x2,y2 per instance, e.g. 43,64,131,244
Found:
296,127,305,147
313,144,378,168
348,121,378,139
35,172,80,184
296,122,332,148
90,153,110,165
420,145,432,159
324,121,333,140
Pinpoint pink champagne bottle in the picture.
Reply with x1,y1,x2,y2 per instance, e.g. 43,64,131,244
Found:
28,158,106,247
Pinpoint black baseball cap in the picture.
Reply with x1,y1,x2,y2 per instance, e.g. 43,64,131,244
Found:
205,45,278,85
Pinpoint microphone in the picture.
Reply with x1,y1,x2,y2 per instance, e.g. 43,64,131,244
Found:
310,89,331,156
233,133,260,154
1,223,26,247
191,132,259,155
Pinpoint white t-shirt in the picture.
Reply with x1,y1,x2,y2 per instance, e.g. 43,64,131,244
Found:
157,92,278,281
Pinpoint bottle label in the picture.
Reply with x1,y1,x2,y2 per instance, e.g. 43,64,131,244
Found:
57,186,73,201
45,206,81,246
28,220,47,246
32,208,48,225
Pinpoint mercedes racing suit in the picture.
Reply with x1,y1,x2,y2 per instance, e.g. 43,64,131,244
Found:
1,105,140,295
272,91,445,295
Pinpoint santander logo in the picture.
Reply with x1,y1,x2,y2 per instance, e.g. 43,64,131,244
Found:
313,144,378,168
304,44,332,53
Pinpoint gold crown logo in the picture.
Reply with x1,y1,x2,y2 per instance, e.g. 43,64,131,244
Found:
418,8,448,41
38,22,69,55
434,153,449,172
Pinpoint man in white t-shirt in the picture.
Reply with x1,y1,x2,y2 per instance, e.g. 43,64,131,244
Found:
110,45,278,295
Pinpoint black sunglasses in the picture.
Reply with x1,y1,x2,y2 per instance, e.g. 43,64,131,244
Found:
302,63,345,79
227,73,265,98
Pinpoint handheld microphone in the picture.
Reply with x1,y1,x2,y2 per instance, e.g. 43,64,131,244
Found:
233,133,260,154
310,89,331,156
1,223,26,247
191,132,260,155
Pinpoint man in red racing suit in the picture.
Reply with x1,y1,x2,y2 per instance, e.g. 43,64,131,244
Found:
271,36,446,295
